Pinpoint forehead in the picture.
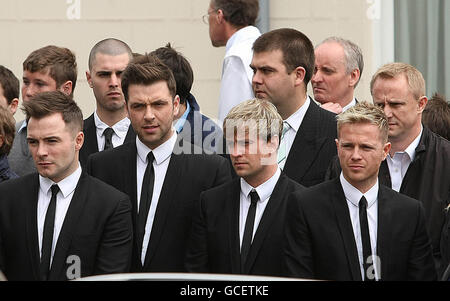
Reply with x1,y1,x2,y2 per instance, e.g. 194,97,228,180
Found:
92,52,130,71
339,122,381,140
127,81,172,102
372,75,412,100
23,69,55,81
315,42,345,66
27,113,68,136
252,50,285,67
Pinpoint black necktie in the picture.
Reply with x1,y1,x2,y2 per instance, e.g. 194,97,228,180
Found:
137,152,155,257
241,190,259,272
40,184,59,281
359,196,374,281
103,127,114,150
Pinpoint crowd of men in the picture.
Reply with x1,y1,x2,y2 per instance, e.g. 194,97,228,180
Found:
0,0,449,281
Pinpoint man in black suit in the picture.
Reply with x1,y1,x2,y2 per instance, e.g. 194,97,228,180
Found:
0,91,133,281
311,37,363,114
87,55,232,273
250,28,337,187
185,99,304,276
80,38,135,168
284,102,436,281
326,63,450,276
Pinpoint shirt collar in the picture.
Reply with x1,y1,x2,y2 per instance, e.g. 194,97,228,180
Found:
94,111,131,139
18,120,27,133
340,172,378,208
342,98,357,112
226,26,261,52
136,130,177,165
284,96,311,132
39,164,82,198
240,168,281,202
174,100,191,133
403,126,423,162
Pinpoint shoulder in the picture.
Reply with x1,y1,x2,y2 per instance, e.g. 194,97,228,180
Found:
201,178,238,199
89,141,134,162
81,174,130,201
379,184,421,210
0,173,36,191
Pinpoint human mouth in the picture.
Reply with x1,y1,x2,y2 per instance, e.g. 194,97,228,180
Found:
143,125,159,134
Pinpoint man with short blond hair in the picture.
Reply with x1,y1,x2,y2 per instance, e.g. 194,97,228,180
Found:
186,99,305,276
285,102,436,281
370,62,450,276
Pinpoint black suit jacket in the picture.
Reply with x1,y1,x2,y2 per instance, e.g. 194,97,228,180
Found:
326,126,450,275
86,138,232,272
283,99,337,187
79,114,136,168
284,178,437,281
0,172,133,281
185,173,305,276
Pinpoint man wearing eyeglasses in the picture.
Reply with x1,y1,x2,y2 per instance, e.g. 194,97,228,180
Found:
204,0,261,123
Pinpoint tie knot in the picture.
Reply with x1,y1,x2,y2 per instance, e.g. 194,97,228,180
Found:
249,190,259,205
147,152,155,164
50,184,60,197
359,196,368,209
103,127,114,139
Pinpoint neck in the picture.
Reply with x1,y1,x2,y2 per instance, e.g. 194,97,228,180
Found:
389,123,421,155
244,164,278,188
279,93,307,120
337,93,355,108
96,106,127,127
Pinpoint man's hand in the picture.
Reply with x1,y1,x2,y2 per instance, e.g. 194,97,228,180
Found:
321,102,343,114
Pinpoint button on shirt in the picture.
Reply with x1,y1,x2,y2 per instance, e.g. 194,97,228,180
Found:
386,127,422,192
340,173,380,280
239,168,281,247
278,96,310,170
94,111,131,151
136,131,177,264
37,165,82,266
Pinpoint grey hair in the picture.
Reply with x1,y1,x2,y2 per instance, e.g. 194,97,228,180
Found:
318,37,364,87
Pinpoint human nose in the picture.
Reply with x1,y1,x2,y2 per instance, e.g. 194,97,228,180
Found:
311,70,322,83
350,147,362,160
109,73,119,87
143,105,155,121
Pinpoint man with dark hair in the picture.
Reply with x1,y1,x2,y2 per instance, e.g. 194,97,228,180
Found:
80,38,135,168
0,65,20,115
151,43,221,152
204,0,261,122
250,28,337,187
8,45,78,177
87,54,232,273
422,93,450,141
0,91,133,280
311,37,364,114
284,102,436,281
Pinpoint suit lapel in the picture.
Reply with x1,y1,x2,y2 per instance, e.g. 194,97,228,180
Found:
378,161,391,187
25,174,41,280
48,173,90,280
83,115,99,155
330,178,362,280
243,174,288,273
376,186,392,281
124,124,136,144
143,152,183,268
284,101,327,183
228,179,241,274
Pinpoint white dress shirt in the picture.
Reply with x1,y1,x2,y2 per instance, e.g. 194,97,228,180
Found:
94,111,131,151
341,98,357,112
136,131,177,264
38,165,82,266
239,168,281,248
340,173,380,280
218,26,261,123
278,96,311,170
386,126,422,192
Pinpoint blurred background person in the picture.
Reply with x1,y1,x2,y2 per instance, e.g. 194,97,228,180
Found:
0,106,17,182
422,93,450,141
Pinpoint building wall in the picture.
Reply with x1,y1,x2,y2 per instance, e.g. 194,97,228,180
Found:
1,0,377,123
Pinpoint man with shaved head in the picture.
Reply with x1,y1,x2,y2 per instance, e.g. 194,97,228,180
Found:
80,38,135,167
